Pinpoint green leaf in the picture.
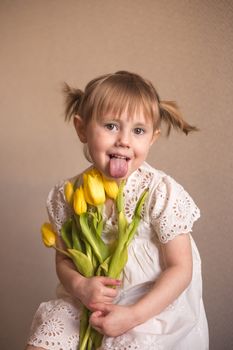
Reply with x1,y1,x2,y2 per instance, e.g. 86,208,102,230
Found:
61,218,73,249
126,189,149,246
126,217,140,247
108,244,128,279
96,256,111,276
71,219,83,251
134,188,149,217
79,213,110,264
68,249,94,277
84,240,93,261
118,211,128,242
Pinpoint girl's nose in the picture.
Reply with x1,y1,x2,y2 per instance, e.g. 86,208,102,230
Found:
115,130,130,148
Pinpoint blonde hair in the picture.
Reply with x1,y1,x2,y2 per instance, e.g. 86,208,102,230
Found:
64,71,198,135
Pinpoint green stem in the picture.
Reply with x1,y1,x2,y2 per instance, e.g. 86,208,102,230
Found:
53,245,71,258
87,337,93,350
116,180,126,212
79,306,89,348
79,323,91,350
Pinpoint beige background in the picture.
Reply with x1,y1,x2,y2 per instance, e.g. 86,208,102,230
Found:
0,1,233,349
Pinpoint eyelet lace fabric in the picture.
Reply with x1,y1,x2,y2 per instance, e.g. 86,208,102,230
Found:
28,299,80,350
27,162,208,349
46,181,73,235
149,175,200,243
101,333,162,350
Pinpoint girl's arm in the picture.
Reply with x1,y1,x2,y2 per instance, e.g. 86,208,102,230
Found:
90,233,193,336
55,237,121,310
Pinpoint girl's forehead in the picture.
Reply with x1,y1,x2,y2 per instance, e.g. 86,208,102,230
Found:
98,97,155,118
99,108,152,123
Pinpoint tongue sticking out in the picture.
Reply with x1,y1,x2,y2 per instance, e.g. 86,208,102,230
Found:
109,157,128,178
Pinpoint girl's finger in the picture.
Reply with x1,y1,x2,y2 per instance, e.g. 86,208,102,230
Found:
92,303,113,313
103,286,119,298
89,318,103,333
89,300,113,311
90,310,103,326
100,277,121,287
102,296,115,304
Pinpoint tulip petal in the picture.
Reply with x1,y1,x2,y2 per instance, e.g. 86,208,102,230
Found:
102,176,119,200
73,186,87,215
41,222,56,247
83,169,106,206
64,181,74,205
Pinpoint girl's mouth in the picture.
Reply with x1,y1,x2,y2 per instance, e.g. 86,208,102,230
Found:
109,154,130,161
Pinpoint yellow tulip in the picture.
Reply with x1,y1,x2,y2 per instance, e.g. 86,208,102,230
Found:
41,222,56,247
83,169,106,206
102,176,118,200
64,181,74,205
73,186,87,215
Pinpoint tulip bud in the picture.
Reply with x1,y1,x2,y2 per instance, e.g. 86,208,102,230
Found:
83,169,106,206
41,222,56,247
73,186,87,215
102,176,118,200
64,181,74,205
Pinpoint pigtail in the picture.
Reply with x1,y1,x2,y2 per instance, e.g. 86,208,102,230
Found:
159,100,198,136
63,83,84,121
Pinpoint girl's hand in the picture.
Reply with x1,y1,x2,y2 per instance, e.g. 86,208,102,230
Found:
56,241,121,310
77,276,121,311
89,304,137,337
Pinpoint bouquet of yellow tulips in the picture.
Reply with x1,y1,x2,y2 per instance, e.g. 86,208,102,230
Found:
41,168,148,350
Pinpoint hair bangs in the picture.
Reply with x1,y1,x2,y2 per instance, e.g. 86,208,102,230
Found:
89,76,158,128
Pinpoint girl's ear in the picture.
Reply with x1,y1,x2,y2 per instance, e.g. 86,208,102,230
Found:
74,115,87,143
151,129,161,145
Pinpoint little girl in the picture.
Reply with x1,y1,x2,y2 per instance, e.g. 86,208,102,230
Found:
26,71,209,350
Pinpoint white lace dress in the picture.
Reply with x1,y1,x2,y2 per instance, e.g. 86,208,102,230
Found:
28,162,209,350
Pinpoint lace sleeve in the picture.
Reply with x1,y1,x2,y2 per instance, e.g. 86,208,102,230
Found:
46,181,73,235
150,176,200,243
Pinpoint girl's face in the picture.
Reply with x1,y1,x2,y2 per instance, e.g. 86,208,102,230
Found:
75,109,159,181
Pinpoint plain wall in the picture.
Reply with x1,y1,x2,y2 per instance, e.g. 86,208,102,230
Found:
0,1,232,349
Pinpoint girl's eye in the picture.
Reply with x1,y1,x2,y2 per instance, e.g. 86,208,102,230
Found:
105,123,118,131
134,127,145,135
